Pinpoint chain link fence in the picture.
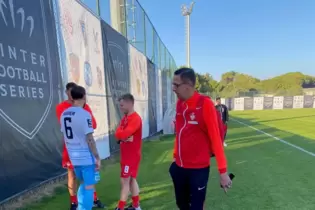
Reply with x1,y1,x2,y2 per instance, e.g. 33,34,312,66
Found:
80,0,177,75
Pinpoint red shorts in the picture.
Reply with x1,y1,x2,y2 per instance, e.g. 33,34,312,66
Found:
120,162,140,178
62,145,74,170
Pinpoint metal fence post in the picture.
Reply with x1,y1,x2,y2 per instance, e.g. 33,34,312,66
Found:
143,11,147,57
96,0,100,16
152,28,155,62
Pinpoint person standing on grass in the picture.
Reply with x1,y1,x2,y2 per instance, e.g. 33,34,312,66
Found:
170,67,232,210
60,85,101,210
215,97,229,147
56,82,105,210
115,93,142,210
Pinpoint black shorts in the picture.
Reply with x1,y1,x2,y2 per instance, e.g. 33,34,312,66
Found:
169,162,210,210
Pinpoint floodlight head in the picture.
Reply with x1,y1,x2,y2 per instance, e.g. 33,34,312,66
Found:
181,2,195,16
181,4,189,16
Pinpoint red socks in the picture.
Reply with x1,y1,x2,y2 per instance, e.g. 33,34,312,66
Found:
117,196,140,209
132,195,140,208
117,200,126,209
94,191,98,201
70,195,77,204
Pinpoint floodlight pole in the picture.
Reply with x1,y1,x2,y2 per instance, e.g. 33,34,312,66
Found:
181,2,195,68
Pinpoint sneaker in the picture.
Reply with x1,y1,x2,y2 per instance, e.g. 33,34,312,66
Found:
125,205,141,210
124,205,133,210
70,202,77,210
93,199,106,208
224,142,227,147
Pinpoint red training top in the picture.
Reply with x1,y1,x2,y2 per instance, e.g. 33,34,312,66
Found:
56,100,97,159
115,112,142,164
173,92,227,174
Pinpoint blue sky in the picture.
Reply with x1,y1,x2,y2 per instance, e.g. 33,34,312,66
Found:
139,0,315,80
83,0,315,81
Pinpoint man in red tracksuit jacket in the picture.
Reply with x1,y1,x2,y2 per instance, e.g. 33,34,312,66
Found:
55,82,105,210
170,68,232,210
115,93,142,210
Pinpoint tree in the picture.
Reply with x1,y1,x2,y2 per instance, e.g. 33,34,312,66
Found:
172,67,314,97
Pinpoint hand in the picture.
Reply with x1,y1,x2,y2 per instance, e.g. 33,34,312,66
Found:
220,172,232,193
126,136,133,142
95,158,101,171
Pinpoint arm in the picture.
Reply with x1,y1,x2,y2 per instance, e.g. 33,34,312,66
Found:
173,100,180,159
84,104,97,129
86,133,100,160
115,115,141,140
56,104,63,123
203,99,227,174
84,114,100,160
173,136,178,159
216,110,225,142
224,105,229,122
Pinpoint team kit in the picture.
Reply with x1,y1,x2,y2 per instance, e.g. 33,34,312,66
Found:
57,68,232,210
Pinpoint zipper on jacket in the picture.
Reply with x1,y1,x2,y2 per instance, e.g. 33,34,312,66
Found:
178,103,188,167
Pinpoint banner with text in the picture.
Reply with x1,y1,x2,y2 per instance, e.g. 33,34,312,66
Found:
129,45,149,138
0,0,63,201
304,95,314,108
283,96,293,109
57,0,110,158
253,97,264,110
263,97,273,109
234,98,244,111
244,98,254,110
222,95,314,110
273,96,284,109
101,20,129,152
147,59,157,136
293,96,304,109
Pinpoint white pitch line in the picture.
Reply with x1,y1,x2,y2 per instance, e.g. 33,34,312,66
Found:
231,118,315,157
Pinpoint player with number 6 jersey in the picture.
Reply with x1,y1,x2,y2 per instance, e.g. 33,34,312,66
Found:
114,93,142,210
60,85,101,210
56,82,105,210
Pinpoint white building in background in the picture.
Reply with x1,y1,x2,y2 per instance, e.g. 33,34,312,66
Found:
303,87,315,95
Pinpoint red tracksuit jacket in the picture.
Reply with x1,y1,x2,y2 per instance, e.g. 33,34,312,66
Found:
115,112,142,164
173,92,227,174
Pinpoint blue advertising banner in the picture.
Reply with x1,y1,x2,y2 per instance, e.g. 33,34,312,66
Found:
101,20,129,152
0,0,62,201
147,59,157,136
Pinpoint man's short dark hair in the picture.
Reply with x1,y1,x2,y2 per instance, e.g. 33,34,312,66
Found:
66,82,77,91
71,85,86,100
119,93,134,103
216,97,221,101
174,67,196,86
